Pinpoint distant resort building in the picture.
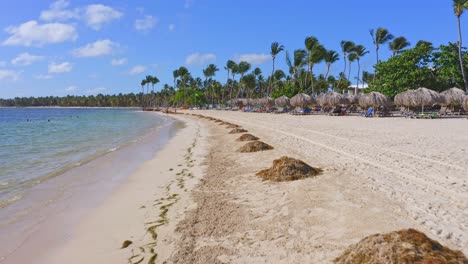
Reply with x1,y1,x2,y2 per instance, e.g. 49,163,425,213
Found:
346,84,368,95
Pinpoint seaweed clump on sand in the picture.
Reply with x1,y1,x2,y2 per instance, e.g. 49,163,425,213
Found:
256,156,321,182
238,134,259,141
239,141,273,153
121,240,133,249
334,229,468,264
226,124,240,128
229,128,248,134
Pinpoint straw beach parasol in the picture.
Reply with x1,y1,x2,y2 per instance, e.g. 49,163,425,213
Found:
412,87,444,113
440,87,465,106
259,97,275,107
358,92,391,109
290,93,312,107
463,95,468,111
274,95,290,107
394,90,415,107
323,92,346,107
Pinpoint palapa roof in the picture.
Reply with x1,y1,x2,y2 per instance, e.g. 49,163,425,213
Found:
290,93,312,107
412,87,444,106
358,91,391,108
463,95,468,111
440,87,465,105
274,95,290,107
322,92,347,107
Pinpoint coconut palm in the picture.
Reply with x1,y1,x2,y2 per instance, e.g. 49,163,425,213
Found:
347,53,357,86
230,62,239,102
286,49,307,90
305,36,326,95
453,0,468,92
236,61,251,98
339,41,355,87
353,45,370,94
270,42,284,95
203,64,219,106
370,27,394,80
324,50,340,79
389,36,411,56
140,79,146,109
224,60,235,104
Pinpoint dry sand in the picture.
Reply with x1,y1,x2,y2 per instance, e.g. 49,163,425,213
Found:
39,111,468,263
167,110,467,263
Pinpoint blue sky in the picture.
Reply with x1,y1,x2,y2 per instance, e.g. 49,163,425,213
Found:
0,0,465,98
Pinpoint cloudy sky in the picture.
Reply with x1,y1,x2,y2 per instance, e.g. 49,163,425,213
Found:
0,0,464,98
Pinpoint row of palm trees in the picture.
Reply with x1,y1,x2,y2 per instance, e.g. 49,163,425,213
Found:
138,1,467,108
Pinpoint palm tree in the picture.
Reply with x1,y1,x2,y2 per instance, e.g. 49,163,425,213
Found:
236,61,251,98
370,27,394,69
172,70,179,89
151,76,160,106
348,53,357,89
353,45,369,94
453,0,468,92
224,60,235,104
270,42,284,95
304,36,325,94
230,62,238,102
203,64,219,106
339,41,355,87
176,67,190,105
389,36,411,56
324,50,339,79
140,79,146,109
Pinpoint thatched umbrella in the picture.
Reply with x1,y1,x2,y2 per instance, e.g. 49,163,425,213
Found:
323,92,346,107
412,87,444,113
394,90,415,107
290,93,312,107
275,95,290,107
259,97,275,107
463,95,468,111
358,92,391,109
341,93,356,105
315,94,326,107
441,87,465,106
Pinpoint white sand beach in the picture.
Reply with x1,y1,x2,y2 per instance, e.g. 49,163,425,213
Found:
30,111,468,263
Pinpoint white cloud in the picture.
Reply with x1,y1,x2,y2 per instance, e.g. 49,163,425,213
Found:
135,15,157,32
184,0,194,8
11,53,44,66
35,74,53,80
185,53,216,66
66,85,77,92
0,61,6,67
2,20,77,47
168,24,175,32
84,4,123,30
48,62,72,74
72,39,116,57
235,53,270,65
0,70,20,81
111,58,127,66
128,65,146,75
40,0,79,21
85,87,106,94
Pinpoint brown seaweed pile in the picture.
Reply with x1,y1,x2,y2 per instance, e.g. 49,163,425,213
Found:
334,229,468,264
229,128,248,134
239,141,273,153
238,134,259,141
256,156,321,182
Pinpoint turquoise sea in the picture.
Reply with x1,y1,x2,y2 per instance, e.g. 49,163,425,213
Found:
0,108,165,208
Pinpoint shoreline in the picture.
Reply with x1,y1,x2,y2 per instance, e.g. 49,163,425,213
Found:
0,113,183,263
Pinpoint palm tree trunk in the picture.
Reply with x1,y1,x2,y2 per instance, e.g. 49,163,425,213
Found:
373,46,379,83
270,57,275,96
356,59,361,95
310,65,315,95
325,64,331,79
338,53,347,89
457,16,468,92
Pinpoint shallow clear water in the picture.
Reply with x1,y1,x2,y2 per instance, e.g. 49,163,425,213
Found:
0,108,164,207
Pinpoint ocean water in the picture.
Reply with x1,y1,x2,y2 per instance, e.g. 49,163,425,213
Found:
0,108,165,208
